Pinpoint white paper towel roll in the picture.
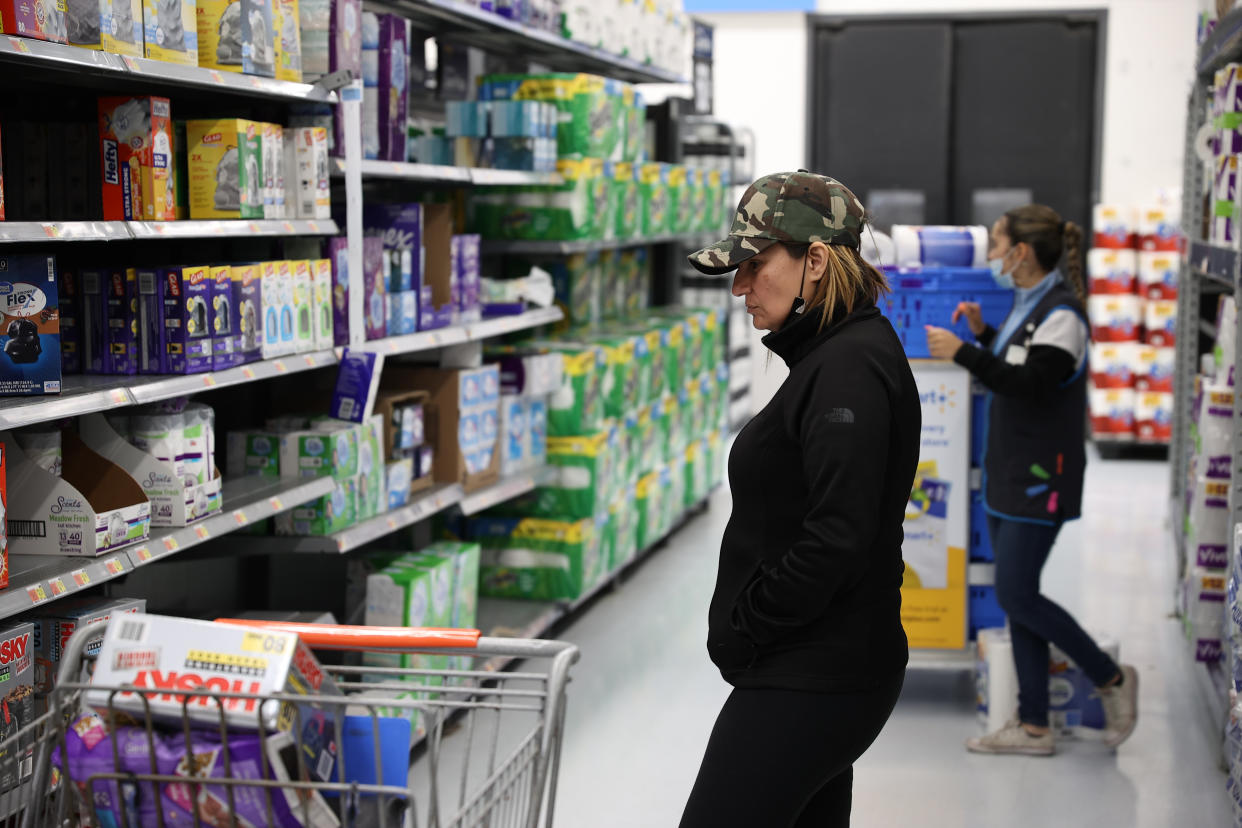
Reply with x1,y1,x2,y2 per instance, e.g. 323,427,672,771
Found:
1216,295,1237,386
1188,475,1231,553
890,225,988,269
1198,382,1234,479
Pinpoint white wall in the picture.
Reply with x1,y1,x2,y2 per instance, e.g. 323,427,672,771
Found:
699,0,1204,412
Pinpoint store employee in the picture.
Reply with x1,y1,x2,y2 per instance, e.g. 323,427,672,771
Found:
925,204,1139,756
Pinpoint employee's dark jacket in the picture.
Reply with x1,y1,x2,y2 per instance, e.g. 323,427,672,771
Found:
709,301,920,692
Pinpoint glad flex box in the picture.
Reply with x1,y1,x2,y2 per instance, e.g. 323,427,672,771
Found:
142,0,197,65
98,97,175,222
88,614,342,781
137,265,213,374
0,255,62,397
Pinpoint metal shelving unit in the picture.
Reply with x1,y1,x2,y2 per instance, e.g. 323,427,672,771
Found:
333,159,562,186
0,220,339,244
482,232,719,257
0,475,334,621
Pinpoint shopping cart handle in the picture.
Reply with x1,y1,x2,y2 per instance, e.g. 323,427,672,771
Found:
213,619,482,650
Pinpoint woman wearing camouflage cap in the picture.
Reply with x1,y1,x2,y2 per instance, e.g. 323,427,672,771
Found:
679,172,921,827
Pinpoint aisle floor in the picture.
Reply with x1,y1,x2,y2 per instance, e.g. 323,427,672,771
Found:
550,448,1233,827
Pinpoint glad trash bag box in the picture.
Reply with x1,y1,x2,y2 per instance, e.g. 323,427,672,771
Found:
195,0,275,76
2,428,150,556
187,118,265,220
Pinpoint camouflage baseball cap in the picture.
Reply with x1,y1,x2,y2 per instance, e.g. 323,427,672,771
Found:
688,171,866,275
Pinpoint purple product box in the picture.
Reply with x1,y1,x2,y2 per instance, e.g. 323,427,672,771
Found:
60,270,82,374
82,270,108,374
231,264,263,364
329,237,351,346
363,236,387,340
330,0,363,157
210,267,244,371
377,15,410,162
457,234,481,323
138,267,213,374
105,270,138,376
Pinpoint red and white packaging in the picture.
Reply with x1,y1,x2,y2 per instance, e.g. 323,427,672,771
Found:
1089,387,1135,437
1092,204,1135,250
1087,295,1142,342
1136,203,1182,252
0,441,7,590
1133,345,1176,393
0,622,34,793
1134,391,1174,443
1144,299,1178,347
1088,342,1136,389
1137,251,1178,300
32,596,145,708
88,614,342,779
1087,248,1137,295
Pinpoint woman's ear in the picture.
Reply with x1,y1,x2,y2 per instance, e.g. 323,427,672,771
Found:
806,241,829,283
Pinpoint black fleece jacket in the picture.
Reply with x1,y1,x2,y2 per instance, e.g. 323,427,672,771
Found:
708,303,921,692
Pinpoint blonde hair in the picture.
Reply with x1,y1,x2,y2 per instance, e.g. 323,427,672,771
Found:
786,242,890,330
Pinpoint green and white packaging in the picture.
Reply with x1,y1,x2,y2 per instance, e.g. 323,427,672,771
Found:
472,159,609,241
609,161,640,240
356,415,384,521
276,475,357,535
541,342,607,436
532,430,610,519
278,423,359,482
474,516,600,601
599,249,622,319
638,162,671,236
610,485,638,571
226,431,281,478
667,165,690,233
479,73,618,160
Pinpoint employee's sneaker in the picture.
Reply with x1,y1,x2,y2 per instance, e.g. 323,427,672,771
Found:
1099,664,1139,748
965,720,1055,756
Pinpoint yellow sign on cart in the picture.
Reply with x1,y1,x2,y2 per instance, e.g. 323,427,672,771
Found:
902,362,970,650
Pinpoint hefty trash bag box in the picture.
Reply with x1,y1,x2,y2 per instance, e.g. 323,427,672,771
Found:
88,613,342,781
0,255,62,397
2,428,150,556
187,118,265,220
195,0,275,76
142,0,197,64
98,96,175,222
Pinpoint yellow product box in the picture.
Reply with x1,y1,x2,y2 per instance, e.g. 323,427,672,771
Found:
143,0,198,65
186,118,265,219
102,0,145,55
271,0,299,81
195,0,275,76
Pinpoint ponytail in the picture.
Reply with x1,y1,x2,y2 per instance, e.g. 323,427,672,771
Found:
1061,221,1087,303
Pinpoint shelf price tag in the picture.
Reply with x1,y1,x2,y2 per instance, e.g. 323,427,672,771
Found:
303,355,316,367
71,570,90,588
162,536,179,553
104,558,124,575
248,76,263,89
273,361,287,373
269,497,283,511
48,578,67,596
307,221,320,233
202,375,217,388
336,538,347,553
387,341,399,354
241,367,256,379
386,517,397,530
7,37,31,53
233,510,248,526
209,70,224,83
41,224,60,239
194,525,210,541
110,389,129,404
134,546,152,563
282,222,295,233
26,585,47,604
122,56,140,71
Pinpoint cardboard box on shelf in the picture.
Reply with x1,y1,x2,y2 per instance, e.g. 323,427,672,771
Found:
99,0,143,56
390,365,499,493
209,265,242,370
99,96,174,222
142,0,197,64
32,596,145,707
262,123,285,218
187,119,265,220
374,388,428,461
195,0,275,76
2,428,150,556
231,262,263,362
136,265,213,374
0,254,62,396
0,0,65,41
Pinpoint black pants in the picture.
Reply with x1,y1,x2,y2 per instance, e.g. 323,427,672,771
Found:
680,673,905,828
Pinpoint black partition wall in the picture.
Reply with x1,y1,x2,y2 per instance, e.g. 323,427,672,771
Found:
807,11,1105,235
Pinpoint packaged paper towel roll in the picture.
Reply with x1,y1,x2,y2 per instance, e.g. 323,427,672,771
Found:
890,225,987,269
1216,295,1237,386
1087,248,1137,294
1198,382,1234,478
1137,251,1178,300
1188,475,1231,553
1136,203,1181,252
1133,345,1175,392
1087,294,1142,342
1089,387,1135,436
130,410,187,482
1134,391,1173,443
1092,204,1134,249
1088,342,1136,389
14,427,62,478
1144,299,1178,347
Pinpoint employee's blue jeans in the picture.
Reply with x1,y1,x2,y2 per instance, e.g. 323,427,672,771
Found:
988,515,1120,728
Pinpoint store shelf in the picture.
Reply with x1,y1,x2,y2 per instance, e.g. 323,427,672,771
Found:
271,483,466,554
907,647,976,671
0,35,335,102
354,306,562,355
335,159,563,187
1092,432,1136,444
1198,5,1242,78
128,219,338,239
0,376,134,431
388,0,687,84
1203,319,1220,339
459,467,548,516
0,475,333,621
128,350,338,405
1188,241,1237,289
482,232,718,256
0,221,131,243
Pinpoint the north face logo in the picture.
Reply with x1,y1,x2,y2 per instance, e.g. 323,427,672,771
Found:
826,408,854,424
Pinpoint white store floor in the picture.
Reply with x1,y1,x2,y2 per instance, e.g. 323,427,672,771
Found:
550,446,1234,827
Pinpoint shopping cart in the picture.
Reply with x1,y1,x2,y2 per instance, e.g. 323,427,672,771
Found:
0,617,579,828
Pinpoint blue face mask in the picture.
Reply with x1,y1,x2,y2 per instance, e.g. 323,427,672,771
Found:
989,251,1016,290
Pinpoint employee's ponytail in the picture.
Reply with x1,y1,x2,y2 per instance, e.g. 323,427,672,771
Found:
1003,205,1087,304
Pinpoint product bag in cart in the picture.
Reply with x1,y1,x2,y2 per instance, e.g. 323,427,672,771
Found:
2,613,578,828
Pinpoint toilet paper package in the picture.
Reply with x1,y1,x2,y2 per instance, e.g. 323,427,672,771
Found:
1136,203,1181,252
104,269,139,376
137,266,213,374
142,0,197,64
1133,345,1175,393
471,515,601,601
195,0,275,76
1087,248,1137,295
1137,251,1178,300
1089,387,1135,437
1088,342,1135,389
385,291,417,337
0,256,62,397
98,97,175,221
1134,391,1173,443
361,11,379,159
1197,383,1233,480
209,265,242,370
355,415,383,521
1143,299,1177,347
1087,295,1142,343
1092,204,1134,249
1216,155,1241,245
230,263,263,363
187,119,265,220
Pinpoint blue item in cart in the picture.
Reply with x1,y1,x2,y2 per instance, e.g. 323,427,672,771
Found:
321,715,411,823
879,267,1012,358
